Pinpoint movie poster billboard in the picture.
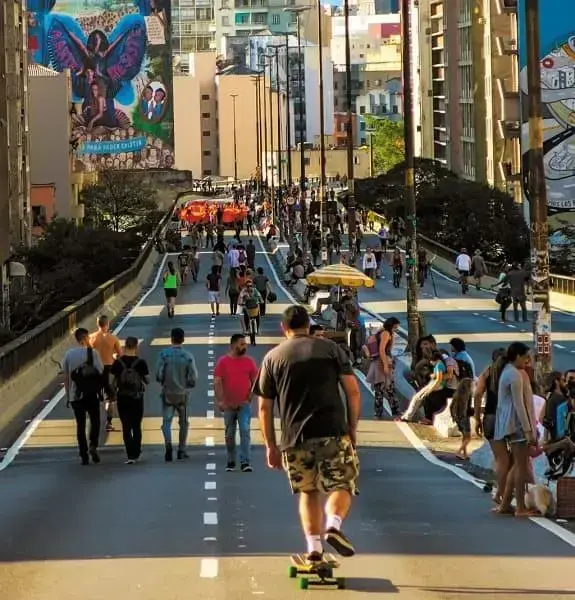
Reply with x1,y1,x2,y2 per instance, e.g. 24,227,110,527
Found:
518,0,575,243
27,0,175,172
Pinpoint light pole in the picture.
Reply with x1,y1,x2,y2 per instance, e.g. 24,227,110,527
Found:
284,6,311,254
366,128,375,177
525,0,551,381
231,94,239,182
401,0,420,348
265,54,276,221
343,0,355,250
260,61,269,188
284,34,293,186
251,73,263,191
316,0,327,236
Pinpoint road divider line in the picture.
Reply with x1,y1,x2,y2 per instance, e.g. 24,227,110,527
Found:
208,390,214,397
200,558,219,578
204,481,216,490
208,361,214,367
203,512,218,525
206,410,215,419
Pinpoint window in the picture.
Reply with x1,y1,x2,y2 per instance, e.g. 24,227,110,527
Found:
203,169,212,176
392,105,398,114
271,13,280,25
359,106,366,115
201,94,210,100
360,121,366,130
221,15,229,26
203,131,211,137
203,150,212,156
253,12,267,24
361,138,366,145
202,112,210,118
304,157,311,166
354,155,360,165
32,205,46,227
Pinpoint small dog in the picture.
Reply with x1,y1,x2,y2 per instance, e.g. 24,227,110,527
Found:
524,483,556,517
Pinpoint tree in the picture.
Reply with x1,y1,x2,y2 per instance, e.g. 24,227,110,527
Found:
365,116,405,175
81,170,161,235
356,159,529,264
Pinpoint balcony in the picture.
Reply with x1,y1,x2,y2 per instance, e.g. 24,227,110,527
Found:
501,0,517,13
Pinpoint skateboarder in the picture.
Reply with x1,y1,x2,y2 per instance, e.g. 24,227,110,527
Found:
254,305,361,564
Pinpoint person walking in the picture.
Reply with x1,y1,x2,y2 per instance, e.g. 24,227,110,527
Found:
155,327,198,461
163,261,180,319
89,314,122,432
62,328,105,465
246,239,256,270
214,334,258,472
226,267,241,315
206,265,222,316
254,305,361,563
110,336,149,464
253,267,272,317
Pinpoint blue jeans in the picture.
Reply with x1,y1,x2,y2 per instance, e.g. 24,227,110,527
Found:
161,400,189,450
224,404,251,463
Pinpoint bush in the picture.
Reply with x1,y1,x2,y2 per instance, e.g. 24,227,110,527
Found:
356,159,530,264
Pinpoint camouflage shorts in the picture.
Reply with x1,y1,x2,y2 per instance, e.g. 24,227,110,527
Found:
282,436,359,495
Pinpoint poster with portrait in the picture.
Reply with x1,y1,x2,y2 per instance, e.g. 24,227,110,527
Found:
518,0,575,246
27,0,175,172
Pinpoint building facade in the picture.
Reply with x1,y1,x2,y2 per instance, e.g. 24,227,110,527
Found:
417,0,520,200
28,65,84,221
172,0,216,73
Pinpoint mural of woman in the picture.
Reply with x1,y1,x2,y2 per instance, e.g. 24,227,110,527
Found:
82,80,129,132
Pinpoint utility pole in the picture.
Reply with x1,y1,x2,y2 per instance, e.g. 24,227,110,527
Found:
344,0,355,250
231,94,239,181
526,0,551,380
401,0,420,349
251,75,262,190
270,45,284,230
284,34,293,186
317,0,327,236
267,55,276,222
261,66,268,188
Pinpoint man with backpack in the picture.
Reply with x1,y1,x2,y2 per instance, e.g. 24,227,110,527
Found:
110,337,150,464
155,328,198,461
62,328,105,465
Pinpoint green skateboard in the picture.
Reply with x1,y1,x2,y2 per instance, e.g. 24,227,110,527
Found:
288,553,346,590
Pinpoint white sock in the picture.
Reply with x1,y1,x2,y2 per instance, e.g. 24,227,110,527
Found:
306,535,323,554
326,514,342,531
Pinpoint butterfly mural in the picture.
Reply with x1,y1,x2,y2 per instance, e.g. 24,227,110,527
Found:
27,0,57,64
45,13,147,106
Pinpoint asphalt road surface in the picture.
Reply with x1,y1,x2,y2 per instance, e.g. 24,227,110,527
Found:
0,231,574,600
348,232,575,374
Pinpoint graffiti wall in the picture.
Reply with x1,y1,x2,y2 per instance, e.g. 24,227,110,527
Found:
518,0,575,243
27,0,175,172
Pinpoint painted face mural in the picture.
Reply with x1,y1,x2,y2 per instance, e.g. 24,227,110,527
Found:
29,0,175,172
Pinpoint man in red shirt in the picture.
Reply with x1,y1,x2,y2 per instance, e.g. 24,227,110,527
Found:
214,333,258,472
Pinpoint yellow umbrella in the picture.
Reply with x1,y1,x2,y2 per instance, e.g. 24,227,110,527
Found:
306,264,375,288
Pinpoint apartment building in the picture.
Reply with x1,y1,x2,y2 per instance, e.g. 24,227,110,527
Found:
172,0,215,72
417,0,521,200
331,14,401,115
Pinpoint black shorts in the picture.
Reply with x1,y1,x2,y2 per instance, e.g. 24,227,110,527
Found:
482,414,496,441
165,288,178,299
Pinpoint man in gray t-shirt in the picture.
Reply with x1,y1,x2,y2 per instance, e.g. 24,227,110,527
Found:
62,328,104,465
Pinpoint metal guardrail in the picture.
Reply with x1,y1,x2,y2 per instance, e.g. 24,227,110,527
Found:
418,233,575,296
0,197,179,387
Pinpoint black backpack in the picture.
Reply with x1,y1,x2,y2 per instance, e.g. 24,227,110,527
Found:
117,358,145,399
70,348,103,401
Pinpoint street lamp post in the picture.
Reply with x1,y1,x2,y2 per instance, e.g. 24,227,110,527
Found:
266,54,276,222
343,0,355,250
260,63,268,188
284,35,293,186
231,94,239,182
401,0,420,349
250,74,263,190
270,45,284,225
317,0,327,237
525,0,552,381
285,6,311,254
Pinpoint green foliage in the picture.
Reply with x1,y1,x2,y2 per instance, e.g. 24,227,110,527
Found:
364,116,405,175
81,170,161,234
9,220,146,338
356,158,529,264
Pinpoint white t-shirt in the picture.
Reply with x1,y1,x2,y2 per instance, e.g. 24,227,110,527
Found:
362,253,377,270
455,253,472,271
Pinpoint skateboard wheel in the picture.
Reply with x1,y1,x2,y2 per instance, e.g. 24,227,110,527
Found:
337,578,346,590
299,577,309,590
288,566,297,579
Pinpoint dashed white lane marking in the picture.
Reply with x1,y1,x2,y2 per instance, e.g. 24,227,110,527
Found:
207,410,215,419
555,344,566,349
205,436,215,446
210,324,215,329
208,350,214,355
208,374,214,380
208,390,214,397
208,451,215,456
204,512,218,525
208,471,216,475
200,558,219,578
208,361,214,367
473,313,479,316
507,324,516,328
203,536,217,542
488,317,497,321
205,481,216,490
207,497,217,501
206,463,216,470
